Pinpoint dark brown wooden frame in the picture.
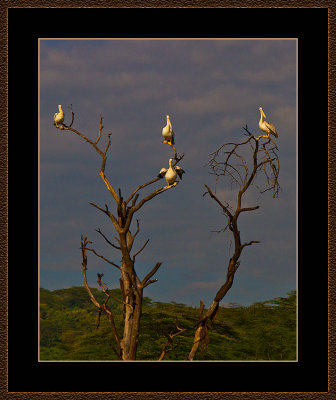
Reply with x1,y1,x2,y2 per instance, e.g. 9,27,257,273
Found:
1,2,333,399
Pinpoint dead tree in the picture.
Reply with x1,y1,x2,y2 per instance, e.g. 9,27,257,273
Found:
188,125,280,360
158,318,187,361
56,105,184,360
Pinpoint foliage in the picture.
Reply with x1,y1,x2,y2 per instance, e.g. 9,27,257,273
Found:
40,287,296,361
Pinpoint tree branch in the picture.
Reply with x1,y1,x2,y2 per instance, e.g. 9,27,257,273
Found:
126,177,161,205
67,104,75,127
141,262,162,287
123,183,178,234
89,202,120,233
204,184,233,219
132,238,150,261
85,247,121,270
95,228,121,250
241,240,260,249
94,117,104,145
158,319,187,361
80,235,102,309
96,274,131,310
143,279,158,288
95,273,122,358
61,106,119,203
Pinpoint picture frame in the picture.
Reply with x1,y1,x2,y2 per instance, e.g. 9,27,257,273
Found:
2,3,331,399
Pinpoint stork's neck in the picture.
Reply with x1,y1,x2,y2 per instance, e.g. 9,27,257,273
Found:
59,106,63,114
259,111,263,124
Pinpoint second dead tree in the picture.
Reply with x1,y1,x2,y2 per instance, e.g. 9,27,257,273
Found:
188,126,280,360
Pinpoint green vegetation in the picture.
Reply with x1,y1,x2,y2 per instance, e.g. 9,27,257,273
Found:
40,287,296,361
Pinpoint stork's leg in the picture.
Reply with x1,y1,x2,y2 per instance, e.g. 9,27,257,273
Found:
165,181,178,189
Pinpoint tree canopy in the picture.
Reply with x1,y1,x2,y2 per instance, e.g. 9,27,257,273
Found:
40,287,296,361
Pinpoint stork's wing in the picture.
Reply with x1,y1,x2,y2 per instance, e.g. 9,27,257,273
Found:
171,130,175,145
265,121,278,138
175,166,185,179
168,121,175,145
158,168,167,178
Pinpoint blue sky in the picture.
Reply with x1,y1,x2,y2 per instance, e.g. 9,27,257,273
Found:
39,39,296,307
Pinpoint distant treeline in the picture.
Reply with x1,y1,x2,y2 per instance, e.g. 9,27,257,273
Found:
40,287,296,361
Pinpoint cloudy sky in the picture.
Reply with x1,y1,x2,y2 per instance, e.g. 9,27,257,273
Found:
39,39,296,307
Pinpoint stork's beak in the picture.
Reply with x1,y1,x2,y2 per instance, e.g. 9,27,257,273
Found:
261,109,266,118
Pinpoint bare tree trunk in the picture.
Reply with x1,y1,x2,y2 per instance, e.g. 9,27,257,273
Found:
120,261,133,360
129,288,143,359
188,257,240,360
118,247,143,360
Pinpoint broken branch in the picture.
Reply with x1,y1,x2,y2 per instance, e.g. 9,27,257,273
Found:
141,262,162,287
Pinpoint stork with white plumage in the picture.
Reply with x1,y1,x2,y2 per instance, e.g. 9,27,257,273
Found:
162,115,175,146
258,107,278,138
158,158,185,187
53,105,64,128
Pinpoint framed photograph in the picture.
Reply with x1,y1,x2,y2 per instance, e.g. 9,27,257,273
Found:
3,4,330,399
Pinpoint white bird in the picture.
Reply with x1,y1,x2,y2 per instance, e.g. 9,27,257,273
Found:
259,107,278,138
53,105,64,128
162,115,175,146
158,158,185,187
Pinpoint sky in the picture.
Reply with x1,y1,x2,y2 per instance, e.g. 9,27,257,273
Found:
39,39,296,307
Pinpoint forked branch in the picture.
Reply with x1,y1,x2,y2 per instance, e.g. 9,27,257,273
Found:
80,235,122,358
141,262,163,288
60,105,119,203
158,319,187,360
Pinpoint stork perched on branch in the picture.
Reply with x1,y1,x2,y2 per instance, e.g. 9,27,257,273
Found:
258,107,278,139
53,105,64,128
162,115,175,146
158,158,185,187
